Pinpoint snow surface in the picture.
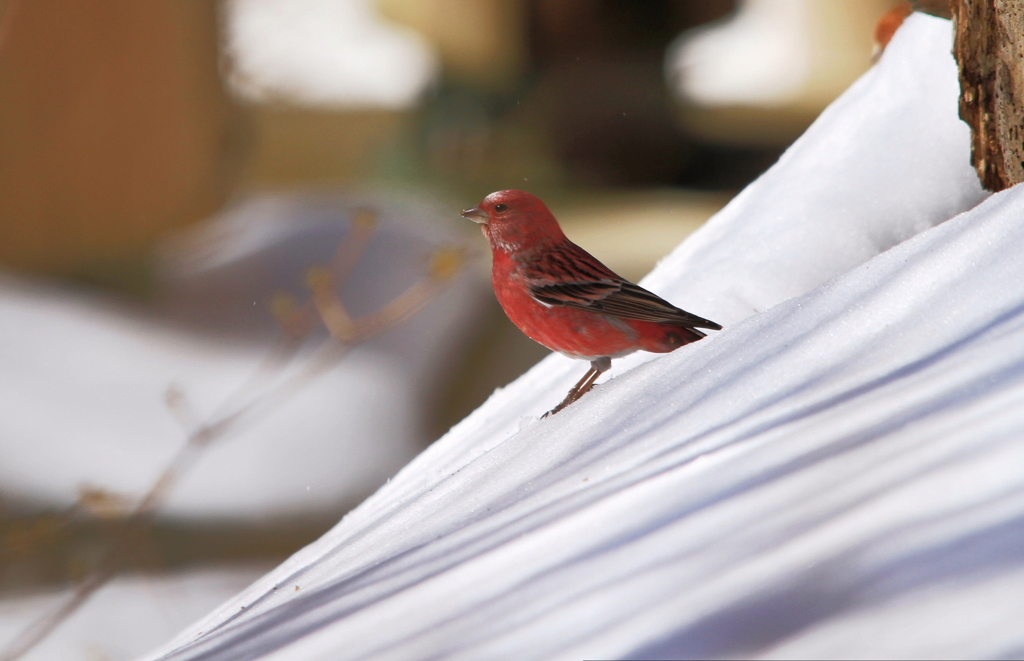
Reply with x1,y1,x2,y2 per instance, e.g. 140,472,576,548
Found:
0,192,481,519
142,14,1022,660
656,9,987,328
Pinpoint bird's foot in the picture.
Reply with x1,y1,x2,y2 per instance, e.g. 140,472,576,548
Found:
541,359,608,418
541,398,571,419
541,386,579,418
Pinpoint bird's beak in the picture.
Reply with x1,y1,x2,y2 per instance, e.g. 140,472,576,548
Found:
461,207,489,224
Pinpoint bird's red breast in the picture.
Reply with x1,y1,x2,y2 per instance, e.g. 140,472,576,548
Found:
463,190,720,361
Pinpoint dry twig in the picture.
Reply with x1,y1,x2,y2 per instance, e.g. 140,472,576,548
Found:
0,208,466,661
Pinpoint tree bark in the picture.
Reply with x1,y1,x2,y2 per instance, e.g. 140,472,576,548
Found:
950,0,1024,191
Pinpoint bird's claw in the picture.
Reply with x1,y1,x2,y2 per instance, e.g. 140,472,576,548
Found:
542,359,609,418
541,401,569,419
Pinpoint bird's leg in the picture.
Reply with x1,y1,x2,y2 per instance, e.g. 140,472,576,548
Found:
543,357,611,418
557,367,599,409
571,358,609,401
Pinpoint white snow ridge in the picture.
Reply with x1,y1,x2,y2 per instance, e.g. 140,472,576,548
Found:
142,14,1024,661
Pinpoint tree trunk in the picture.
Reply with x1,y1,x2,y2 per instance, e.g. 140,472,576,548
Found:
950,0,1024,191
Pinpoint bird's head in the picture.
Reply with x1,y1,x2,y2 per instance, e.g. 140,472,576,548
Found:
461,190,565,252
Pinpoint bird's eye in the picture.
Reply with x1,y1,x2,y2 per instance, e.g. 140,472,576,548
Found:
494,203,508,213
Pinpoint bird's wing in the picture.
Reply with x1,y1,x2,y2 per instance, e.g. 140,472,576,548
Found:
524,242,722,330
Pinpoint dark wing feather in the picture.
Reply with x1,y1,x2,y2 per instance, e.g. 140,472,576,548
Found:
524,242,722,331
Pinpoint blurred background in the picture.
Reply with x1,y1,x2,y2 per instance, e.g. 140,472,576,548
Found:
0,0,925,657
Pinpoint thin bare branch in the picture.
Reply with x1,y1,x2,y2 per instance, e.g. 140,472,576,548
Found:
313,245,467,344
330,208,377,287
0,561,119,661
0,209,468,661
210,212,379,419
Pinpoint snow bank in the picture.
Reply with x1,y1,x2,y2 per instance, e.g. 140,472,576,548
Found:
654,12,987,326
142,14,1022,660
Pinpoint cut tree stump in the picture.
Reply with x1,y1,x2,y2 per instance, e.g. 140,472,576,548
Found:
950,0,1024,191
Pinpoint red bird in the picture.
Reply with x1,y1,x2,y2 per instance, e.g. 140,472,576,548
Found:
462,189,721,416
